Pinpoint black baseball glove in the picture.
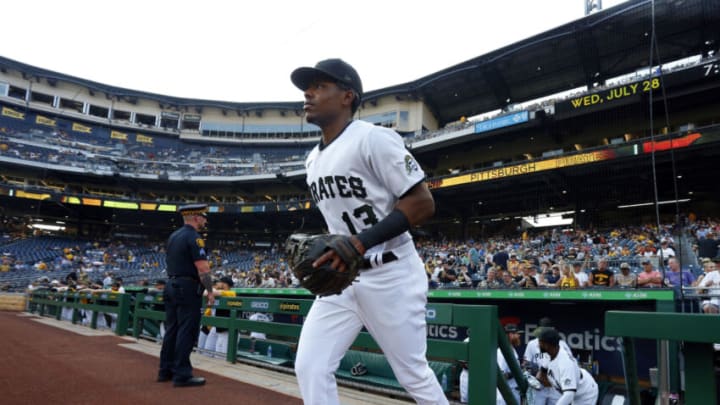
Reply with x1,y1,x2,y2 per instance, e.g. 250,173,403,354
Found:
285,233,364,297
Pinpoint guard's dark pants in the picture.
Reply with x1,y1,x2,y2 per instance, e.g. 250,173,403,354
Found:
158,279,202,381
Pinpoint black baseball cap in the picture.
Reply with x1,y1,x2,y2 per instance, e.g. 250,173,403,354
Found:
538,328,561,346
504,323,522,333
291,58,363,97
219,276,234,288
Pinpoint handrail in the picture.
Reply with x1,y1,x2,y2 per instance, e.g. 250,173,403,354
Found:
605,311,720,405
27,289,131,336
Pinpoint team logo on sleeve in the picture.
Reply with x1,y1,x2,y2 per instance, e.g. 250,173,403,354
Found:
196,238,205,248
404,155,419,175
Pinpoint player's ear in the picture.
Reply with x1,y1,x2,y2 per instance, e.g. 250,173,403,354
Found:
341,88,355,110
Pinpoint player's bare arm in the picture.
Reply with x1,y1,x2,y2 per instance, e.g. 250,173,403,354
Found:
393,181,435,227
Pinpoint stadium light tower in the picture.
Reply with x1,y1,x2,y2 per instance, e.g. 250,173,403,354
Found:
584,0,602,15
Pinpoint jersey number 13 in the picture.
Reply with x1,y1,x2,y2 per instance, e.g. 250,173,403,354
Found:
341,204,378,234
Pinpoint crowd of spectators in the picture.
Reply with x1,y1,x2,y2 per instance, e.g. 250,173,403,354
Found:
6,219,714,297
0,128,306,179
415,223,702,291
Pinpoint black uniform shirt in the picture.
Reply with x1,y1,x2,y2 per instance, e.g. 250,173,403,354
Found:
166,225,207,279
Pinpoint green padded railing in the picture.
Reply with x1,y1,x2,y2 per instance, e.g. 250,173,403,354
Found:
27,290,131,336
605,311,720,405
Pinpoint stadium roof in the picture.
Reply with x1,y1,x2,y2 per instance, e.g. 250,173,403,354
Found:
0,0,717,124
366,0,720,125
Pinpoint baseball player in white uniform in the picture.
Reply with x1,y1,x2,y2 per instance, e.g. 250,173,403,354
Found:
249,312,270,340
290,59,447,405
459,324,524,404
538,329,598,405
496,324,522,405
523,322,574,405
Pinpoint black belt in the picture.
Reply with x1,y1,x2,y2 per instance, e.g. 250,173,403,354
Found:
361,252,398,269
168,276,199,282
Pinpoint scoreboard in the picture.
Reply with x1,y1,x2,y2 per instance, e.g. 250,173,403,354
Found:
556,58,720,117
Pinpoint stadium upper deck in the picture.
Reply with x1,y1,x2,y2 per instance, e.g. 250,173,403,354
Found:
1,0,717,141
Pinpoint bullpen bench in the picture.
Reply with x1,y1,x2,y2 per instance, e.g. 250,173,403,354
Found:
335,350,456,393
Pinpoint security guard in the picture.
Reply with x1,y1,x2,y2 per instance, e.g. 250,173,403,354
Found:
158,204,215,387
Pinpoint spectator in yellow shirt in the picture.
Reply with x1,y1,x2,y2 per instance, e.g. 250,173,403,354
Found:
559,263,579,289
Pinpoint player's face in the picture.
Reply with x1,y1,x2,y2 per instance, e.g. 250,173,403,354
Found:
302,79,352,127
508,332,521,346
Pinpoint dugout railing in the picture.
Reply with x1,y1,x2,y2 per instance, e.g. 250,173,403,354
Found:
605,311,720,405
26,289,131,336
130,292,528,404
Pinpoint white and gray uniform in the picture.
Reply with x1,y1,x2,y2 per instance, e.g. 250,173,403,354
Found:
496,347,520,405
523,337,573,405
249,312,271,340
546,348,598,405
294,120,447,405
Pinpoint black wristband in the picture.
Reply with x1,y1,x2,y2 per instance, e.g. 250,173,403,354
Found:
356,209,410,250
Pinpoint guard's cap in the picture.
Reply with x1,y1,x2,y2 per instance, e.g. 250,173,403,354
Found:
291,58,363,97
538,328,561,346
178,204,208,217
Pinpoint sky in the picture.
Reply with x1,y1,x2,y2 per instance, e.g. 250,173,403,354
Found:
1,0,628,103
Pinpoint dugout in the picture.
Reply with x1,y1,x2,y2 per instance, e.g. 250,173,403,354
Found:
230,287,675,387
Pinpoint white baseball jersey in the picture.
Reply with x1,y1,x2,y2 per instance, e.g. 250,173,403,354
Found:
249,312,270,340
497,347,520,389
546,348,598,405
523,337,574,369
523,337,572,405
305,120,424,255
496,347,521,405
